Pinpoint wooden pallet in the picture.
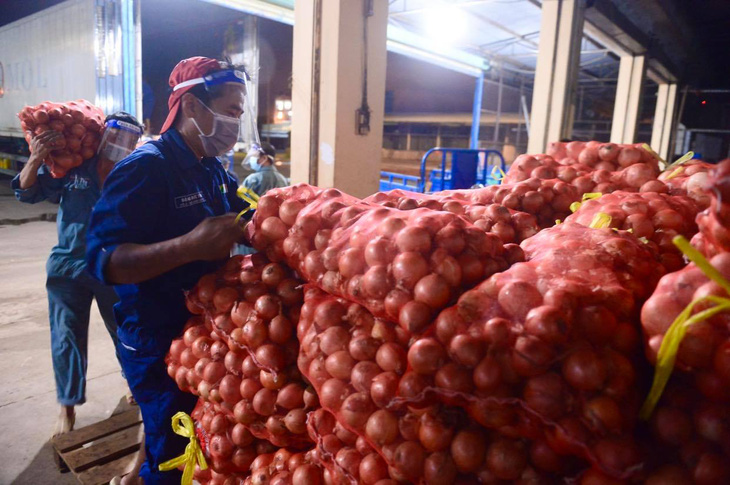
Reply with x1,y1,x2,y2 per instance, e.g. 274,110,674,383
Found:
51,409,143,485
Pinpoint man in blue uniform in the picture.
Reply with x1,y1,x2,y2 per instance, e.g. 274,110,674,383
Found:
13,111,143,436
86,57,255,485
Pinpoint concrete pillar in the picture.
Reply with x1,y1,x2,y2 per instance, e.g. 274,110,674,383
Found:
291,0,387,198
651,83,678,160
527,0,585,154
610,55,645,143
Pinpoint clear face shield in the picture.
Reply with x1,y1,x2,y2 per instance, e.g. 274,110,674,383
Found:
98,119,143,162
173,67,261,157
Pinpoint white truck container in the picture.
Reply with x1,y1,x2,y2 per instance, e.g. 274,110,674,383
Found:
0,0,140,139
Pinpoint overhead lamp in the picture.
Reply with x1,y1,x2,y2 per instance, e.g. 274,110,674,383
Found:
423,3,468,46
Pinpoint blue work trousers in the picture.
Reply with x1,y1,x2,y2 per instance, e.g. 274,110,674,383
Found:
118,344,198,485
46,273,120,406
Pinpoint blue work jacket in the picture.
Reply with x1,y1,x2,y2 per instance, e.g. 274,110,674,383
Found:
12,157,105,279
85,129,249,354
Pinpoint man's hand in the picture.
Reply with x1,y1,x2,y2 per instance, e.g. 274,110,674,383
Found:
181,214,243,261
27,130,63,166
18,131,64,189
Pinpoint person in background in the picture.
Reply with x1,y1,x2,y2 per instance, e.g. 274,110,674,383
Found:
235,142,289,255
12,111,144,437
85,57,254,485
240,141,288,198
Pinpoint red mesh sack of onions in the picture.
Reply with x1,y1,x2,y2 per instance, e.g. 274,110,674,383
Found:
17,99,105,178
564,191,699,272
658,160,713,210
167,255,314,448
546,140,659,172
190,400,325,485
641,251,730,406
249,184,517,336
636,373,730,485
695,160,730,256
306,406,560,484
190,398,272,476
297,288,586,483
365,189,539,244
446,178,580,228
403,222,665,479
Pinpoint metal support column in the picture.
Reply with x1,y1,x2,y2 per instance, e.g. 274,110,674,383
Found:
528,0,585,153
610,55,646,143
650,83,678,160
470,70,484,149
242,16,260,121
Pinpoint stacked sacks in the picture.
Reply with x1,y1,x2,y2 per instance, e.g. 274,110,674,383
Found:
166,254,315,477
365,189,539,244
18,99,105,177
248,184,518,335
639,161,730,483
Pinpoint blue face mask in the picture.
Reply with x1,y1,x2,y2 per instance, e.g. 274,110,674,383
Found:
248,156,261,171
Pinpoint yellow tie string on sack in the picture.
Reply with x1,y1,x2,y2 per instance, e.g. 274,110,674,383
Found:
491,165,507,183
588,212,612,229
642,143,667,170
158,412,207,485
234,186,260,227
663,151,696,180
570,192,603,213
640,236,730,420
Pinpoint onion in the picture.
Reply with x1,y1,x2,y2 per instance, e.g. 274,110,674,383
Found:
418,414,453,452
320,378,349,410
213,287,239,313
274,383,303,410
365,410,399,445
486,438,526,479
252,388,277,416
325,351,356,380
284,408,307,434
375,342,407,375
370,371,398,408
319,326,350,356
359,453,388,485
340,392,375,430
408,338,446,375
451,429,487,473
392,441,426,480
423,451,458,484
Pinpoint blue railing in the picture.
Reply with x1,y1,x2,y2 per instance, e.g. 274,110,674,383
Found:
379,171,424,192
379,148,506,194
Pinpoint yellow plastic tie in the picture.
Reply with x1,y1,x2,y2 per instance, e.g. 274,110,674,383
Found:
662,152,695,180
640,236,730,419
642,143,667,170
491,165,507,182
237,186,260,208
588,212,612,229
570,192,603,213
555,219,562,225
158,412,208,484
234,208,251,227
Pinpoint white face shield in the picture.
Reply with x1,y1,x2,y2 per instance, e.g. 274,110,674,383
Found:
97,119,143,162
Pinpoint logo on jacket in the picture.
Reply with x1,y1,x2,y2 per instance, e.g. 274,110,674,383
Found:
175,191,206,209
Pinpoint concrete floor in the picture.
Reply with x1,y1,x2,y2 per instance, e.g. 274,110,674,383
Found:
0,180,130,484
